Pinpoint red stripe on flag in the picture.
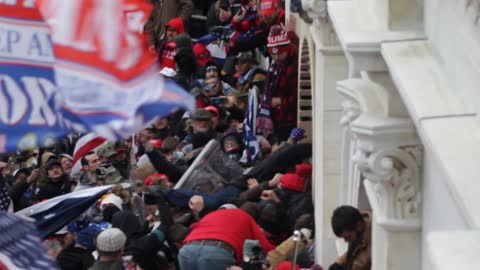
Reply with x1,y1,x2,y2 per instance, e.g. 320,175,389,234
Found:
72,137,107,166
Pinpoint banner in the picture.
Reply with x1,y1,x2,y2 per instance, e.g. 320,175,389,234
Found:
0,0,194,153
0,1,61,152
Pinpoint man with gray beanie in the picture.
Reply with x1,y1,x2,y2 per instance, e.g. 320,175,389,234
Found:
89,228,127,270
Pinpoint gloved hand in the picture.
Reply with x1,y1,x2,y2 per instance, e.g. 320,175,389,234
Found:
289,128,305,143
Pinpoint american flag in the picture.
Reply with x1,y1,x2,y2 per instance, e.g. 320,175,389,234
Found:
244,86,261,162
0,211,58,269
0,176,11,212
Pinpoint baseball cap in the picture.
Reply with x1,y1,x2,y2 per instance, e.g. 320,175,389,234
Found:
96,228,126,252
191,108,213,120
193,43,212,66
260,0,280,16
44,159,61,171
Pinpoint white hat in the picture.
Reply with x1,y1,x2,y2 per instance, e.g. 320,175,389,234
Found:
96,228,126,252
101,194,123,211
159,67,177,78
219,203,237,209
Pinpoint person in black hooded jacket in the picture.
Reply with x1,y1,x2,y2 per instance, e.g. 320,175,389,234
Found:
31,159,71,203
111,193,173,270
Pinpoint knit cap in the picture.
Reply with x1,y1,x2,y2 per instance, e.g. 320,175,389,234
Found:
96,228,126,252
267,25,291,55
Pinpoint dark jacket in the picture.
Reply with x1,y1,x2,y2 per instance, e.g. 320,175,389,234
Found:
8,179,33,211
146,148,184,183
88,259,124,270
111,211,170,270
31,175,71,203
57,245,95,270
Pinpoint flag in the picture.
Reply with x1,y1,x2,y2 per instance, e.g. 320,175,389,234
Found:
71,133,107,174
0,211,58,270
0,0,194,154
16,185,116,239
244,86,261,162
0,175,11,212
35,0,195,139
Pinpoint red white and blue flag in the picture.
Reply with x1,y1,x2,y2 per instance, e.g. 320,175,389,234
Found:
0,0,194,153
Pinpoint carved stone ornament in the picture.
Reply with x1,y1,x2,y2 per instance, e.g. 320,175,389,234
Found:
340,100,361,127
302,0,328,20
352,145,423,220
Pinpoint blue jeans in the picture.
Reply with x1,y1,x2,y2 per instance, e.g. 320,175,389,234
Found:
178,242,236,270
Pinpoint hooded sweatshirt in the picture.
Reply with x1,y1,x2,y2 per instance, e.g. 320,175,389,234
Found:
165,17,185,35
111,212,168,270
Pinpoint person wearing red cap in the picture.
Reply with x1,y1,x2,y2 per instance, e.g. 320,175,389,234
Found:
193,43,214,67
256,21,299,142
157,17,185,69
145,0,193,49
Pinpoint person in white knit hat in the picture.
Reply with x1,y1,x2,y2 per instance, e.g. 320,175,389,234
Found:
89,228,127,270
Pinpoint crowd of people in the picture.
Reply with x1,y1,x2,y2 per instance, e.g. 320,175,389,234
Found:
0,0,372,270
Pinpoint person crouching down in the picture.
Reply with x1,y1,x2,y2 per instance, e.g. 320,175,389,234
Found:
329,206,372,270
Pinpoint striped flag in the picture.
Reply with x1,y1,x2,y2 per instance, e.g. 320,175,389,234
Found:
244,86,261,162
0,211,58,270
71,133,107,174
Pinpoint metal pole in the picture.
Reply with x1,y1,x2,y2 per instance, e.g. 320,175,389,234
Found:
292,230,301,270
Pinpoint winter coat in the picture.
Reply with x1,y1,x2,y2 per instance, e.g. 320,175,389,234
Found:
31,175,71,203
266,31,299,131
145,0,193,47
57,245,95,270
111,211,169,270
336,212,372,270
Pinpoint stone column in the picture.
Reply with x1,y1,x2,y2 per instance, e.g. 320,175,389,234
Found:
350,106,423,270
308,4,349,265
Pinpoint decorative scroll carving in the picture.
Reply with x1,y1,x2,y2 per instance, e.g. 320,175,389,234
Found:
302,0,328,20
352,145,423,220
340,100,361,127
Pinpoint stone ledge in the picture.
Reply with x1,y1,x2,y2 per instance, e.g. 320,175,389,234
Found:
427,230,480,269
382,40,476,122
421,117,480,228
328,0,424,53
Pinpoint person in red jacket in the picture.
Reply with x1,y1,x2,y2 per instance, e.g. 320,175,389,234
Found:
158,17,186,69
179,208,275,270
